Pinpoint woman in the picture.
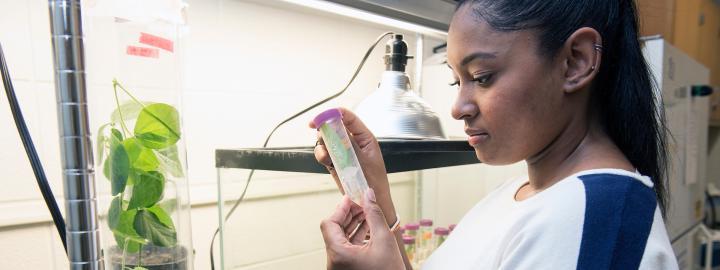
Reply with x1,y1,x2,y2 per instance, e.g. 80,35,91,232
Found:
311,0,678,269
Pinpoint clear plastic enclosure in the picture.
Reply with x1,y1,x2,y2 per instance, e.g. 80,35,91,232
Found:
83,1,193,269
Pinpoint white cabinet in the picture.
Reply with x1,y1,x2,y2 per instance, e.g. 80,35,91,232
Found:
644,37,711,269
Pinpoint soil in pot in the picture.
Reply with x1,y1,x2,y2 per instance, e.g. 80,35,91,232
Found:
109,245,189,270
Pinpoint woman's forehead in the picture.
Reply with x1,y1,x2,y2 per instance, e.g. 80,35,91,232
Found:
447,11,533,67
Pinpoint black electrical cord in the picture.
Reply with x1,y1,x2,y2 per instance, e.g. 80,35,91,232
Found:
209,31,394,269
0,43,67,253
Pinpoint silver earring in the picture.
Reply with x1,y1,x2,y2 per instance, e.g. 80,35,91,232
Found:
591,43,602,70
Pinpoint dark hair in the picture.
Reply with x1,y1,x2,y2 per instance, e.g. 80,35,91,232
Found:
456,0,669,216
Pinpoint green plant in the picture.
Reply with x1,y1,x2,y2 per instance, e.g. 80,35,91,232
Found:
97,79,184,268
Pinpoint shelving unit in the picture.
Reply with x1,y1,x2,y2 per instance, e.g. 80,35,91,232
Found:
216,139,480,174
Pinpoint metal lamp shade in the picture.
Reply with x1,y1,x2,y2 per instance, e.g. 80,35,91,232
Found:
355,71,446,140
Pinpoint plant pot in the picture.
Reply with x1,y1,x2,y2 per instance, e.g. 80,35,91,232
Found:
109,245,190,270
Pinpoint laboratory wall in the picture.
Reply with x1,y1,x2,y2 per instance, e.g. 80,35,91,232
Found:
0,0,524,269
636,0,720,86
672,0,720,86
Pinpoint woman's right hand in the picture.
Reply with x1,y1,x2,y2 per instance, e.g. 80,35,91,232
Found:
320,190,405,270
310,108,397,225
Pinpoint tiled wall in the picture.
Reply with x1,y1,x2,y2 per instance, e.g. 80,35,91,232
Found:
0,0,525,269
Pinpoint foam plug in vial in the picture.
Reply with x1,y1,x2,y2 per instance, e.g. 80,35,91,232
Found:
314,108,370,205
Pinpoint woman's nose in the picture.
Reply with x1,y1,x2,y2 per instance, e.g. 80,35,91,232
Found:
451,89,479,120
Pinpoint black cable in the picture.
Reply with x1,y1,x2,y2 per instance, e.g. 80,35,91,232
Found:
0,43,67,252
209,32,394,269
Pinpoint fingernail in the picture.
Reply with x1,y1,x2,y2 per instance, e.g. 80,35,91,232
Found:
366,188,376,203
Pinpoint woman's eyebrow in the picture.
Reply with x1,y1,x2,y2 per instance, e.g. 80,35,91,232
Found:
461,51,497,66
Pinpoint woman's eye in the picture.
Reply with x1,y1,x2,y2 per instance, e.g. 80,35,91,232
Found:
472,73,493,86
448,73,492,88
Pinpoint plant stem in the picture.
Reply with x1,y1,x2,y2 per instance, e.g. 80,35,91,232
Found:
113,78,181,139
138,243,143,267
113,78,144,107
121,238,128,269
112,80,132,137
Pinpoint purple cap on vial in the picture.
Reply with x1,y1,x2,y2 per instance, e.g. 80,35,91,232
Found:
313,108,342,128
434,227,450,236
449,224,457,232
404,223,420,230
419,219,433,226
402,235,415,244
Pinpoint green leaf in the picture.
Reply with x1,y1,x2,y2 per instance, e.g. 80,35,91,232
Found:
96,123,111,166
111,128,124,142
103,155,111,180
123,138,159,172
107,196,123,230
130,267,149,270
147,204,175,229
155,145,184,177
96,134,107,166
112,208,146,253
103,127,126,182
128,171,164,209
134,103,181,149
127,168,141,186
134,209,177,247
109,142,130,196
111,100,153,124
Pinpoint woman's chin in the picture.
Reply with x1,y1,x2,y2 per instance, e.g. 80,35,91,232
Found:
473,149,493,164
474,149,518,166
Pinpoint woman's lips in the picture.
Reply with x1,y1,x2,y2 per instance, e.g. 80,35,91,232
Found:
468,133,489,146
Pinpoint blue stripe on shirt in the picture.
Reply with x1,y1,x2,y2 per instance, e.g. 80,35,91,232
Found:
576,173,657,270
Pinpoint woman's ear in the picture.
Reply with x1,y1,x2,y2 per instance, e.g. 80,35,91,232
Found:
561,27,602,94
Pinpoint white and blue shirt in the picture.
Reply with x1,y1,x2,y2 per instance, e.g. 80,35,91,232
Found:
422,168,678,270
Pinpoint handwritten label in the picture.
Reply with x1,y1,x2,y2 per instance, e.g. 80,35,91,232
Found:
126,46,159,58
139,32,174,52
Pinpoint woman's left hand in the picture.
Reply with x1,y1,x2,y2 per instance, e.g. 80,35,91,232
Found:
320,189,406,270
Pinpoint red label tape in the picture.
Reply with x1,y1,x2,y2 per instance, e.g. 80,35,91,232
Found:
139,32,174,52
126,46,159,58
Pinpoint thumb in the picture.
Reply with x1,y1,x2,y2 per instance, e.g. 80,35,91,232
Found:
337,107,376,148
362,188,390,236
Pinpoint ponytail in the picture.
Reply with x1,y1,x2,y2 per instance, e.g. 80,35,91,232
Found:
594,0,668,216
